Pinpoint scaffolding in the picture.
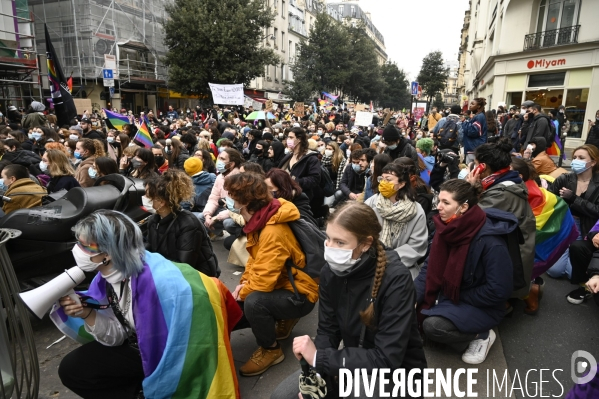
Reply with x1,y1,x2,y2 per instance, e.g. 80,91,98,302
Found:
0,0,40,113
28,0,169,84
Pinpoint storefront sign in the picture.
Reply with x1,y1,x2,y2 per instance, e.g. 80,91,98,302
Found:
527,58,566,69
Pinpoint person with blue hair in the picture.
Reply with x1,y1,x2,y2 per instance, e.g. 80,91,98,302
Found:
53,209,242,398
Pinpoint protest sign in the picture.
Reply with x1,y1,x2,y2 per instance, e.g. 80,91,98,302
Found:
294,102,305,116
354,111,374,127
208,83,244,105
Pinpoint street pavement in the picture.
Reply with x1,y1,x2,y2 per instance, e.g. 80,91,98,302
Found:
32,237,599,399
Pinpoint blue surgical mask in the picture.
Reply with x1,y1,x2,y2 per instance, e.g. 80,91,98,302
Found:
107,137,115,143
0,178,6,192
458,169,469,180
216,160,228,173
225,196,242,214
387,144,398,150
571,159,591,174
32,132,42,141
352,163,361,172
88,167,97,179
74,151,83,160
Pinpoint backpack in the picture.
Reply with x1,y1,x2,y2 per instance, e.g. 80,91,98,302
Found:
437,119,458,149
541,116,556,146
320,165,335,197
285,218,327,304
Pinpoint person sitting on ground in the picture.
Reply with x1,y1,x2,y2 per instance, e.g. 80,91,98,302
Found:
336,149,370,204
523,137,557,176
395,157,434,216
91,156,119,179
272,202,427,399
1,164,46,215
53,210,240,398
249,140,274,172
415,179,515,365
200,148,243,240
265,168,317,226
42,150,80,193
120,147,158,180
364,163,428,279
144,169,218,277
184,157,215,213
239,161,264,175
226,173,318,377
74,138,104,187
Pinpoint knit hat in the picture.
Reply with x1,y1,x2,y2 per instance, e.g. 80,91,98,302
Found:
416,138,434,155
30,101,45,112
184,157,203,176
382,125,400,142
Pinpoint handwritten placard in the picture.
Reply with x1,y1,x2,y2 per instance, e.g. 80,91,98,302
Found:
294,102,305,116
354,111,374,127
208,83,244,105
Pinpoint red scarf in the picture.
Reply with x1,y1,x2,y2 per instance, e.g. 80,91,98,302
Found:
480,167,510,190
421,205,487,312
243,198,281,234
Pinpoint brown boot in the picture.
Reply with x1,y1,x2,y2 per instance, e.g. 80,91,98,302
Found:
239,346,285,377
524,283,540,315
275,318,300,340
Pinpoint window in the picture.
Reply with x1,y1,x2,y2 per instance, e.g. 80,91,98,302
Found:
274,64,277,80
282,0,285,17
528,72,566,87
274,28,278,48
339,5,344,15
265,65,270,77
289,40,292,61
282,64,285,81
566,88,588,138
536,0,580,32
281,31,285,51
350,6,355,17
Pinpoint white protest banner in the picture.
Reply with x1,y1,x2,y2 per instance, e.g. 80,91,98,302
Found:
354,111,374,127
208,83,244,105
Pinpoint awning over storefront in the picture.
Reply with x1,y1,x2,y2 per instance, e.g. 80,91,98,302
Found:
157,88,202,99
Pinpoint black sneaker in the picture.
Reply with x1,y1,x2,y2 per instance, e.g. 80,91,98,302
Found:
566,287,592,305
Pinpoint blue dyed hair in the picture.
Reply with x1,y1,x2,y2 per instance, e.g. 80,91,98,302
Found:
74,210,145,277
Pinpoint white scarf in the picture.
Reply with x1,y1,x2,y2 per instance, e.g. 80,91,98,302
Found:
375,194,417,248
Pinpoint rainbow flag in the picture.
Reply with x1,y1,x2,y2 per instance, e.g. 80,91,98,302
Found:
525,180,578,278
546,132,566,159
322,91,338,101
134,120,153,148
50,251,242,398
103,108,130,131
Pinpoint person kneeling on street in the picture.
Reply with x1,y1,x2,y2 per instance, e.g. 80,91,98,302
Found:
272,202,427,399
1,164,46,216
335,149,370,204
226,172,318,377
414,179,515,365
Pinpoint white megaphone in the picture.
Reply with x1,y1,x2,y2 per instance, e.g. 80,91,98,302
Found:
19,267,85,319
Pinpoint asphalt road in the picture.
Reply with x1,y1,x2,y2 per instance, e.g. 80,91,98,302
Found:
31,237,599,399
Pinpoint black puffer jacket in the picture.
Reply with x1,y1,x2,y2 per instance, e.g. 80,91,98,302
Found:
315,249,427,397
384,137,419,167
278,151,321,200
146,210,218,277
550,171,599,238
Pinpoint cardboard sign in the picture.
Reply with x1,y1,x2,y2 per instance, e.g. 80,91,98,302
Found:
73,98,92,115
354,111,374,127
383,112,392,126
294,102,305,116
265,99,274,111
355,104,367,112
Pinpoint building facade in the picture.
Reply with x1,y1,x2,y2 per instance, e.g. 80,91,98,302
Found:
456,7,471,110
462,0,599,148
443,66,459,107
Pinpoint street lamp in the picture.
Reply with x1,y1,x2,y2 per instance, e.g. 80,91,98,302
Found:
262,34,275,41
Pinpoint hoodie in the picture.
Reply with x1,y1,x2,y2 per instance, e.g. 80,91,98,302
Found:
415,208,518,333
191,171,216,199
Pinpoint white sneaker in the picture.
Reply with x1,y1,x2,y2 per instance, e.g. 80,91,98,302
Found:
462,329,496,364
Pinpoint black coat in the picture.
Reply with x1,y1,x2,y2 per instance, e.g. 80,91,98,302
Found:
46,175,80,193
550,171,599,237
384,137,419,167
315,250,426,397
585,125,599,149
291,192,317,226
146,210,217,277
339,164,367,196
521,113,550,149
278,151,321,200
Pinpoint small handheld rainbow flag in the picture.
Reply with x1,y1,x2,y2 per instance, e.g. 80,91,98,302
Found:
134,120,153,148
103,108,130,131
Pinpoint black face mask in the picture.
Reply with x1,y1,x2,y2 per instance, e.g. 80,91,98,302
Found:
155,156,165,167
253,148,263,156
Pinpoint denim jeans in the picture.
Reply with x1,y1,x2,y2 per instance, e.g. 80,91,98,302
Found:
196,207,242,237
546,217,581,280
234,289,315,348
422,316,477,353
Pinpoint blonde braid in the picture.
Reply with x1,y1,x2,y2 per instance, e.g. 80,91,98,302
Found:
359,240,387,328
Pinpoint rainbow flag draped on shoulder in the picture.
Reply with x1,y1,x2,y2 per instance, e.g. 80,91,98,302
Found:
50,251,242,399
525,180,578,278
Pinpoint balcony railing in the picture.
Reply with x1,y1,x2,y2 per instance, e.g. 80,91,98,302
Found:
524,25,580,51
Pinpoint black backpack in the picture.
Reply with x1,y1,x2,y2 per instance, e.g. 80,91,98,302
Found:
437,119,459,148
320,165,335,197
285,218,327,304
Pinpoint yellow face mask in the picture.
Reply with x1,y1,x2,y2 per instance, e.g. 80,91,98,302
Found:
378,180,398,198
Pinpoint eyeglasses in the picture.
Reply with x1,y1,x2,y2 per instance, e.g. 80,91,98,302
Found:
377,176,396,183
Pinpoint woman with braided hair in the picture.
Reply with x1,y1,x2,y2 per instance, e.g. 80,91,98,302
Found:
272,202,427,399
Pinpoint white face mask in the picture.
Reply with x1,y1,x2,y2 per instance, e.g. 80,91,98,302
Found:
458,169,469,180
142,195,156,214
324,242,360,276
102,267,126,284
72,244,104,272
324,149,333,157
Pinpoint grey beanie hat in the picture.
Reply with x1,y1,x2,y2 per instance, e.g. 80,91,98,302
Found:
31,101,45,112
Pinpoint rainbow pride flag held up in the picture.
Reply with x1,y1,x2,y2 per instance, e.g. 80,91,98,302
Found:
134,120,153,148
103,108,130,131
546,131,566,160
50,251,242,399
525,180,579,278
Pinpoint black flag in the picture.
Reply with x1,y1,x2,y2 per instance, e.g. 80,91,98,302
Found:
44,24,77,127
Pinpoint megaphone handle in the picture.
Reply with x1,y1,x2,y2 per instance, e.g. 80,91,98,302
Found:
66,288,83,315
